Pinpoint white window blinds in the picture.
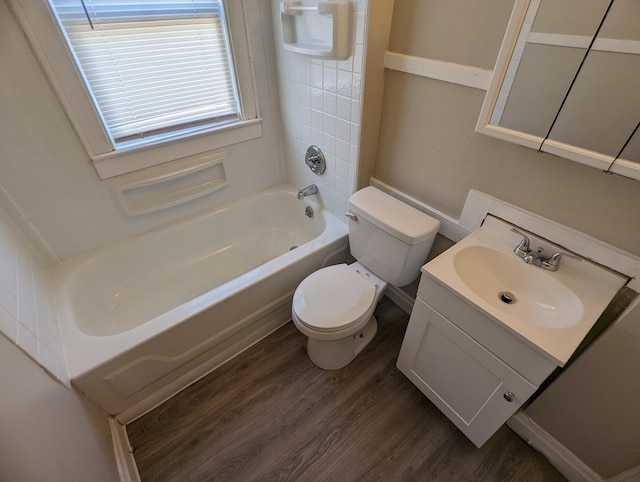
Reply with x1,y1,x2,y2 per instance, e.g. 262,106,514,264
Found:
49,0,240,146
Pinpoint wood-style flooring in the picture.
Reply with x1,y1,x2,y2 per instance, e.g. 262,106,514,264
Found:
128,297,566,481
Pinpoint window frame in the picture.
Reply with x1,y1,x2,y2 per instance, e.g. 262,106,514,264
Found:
10,0,262,179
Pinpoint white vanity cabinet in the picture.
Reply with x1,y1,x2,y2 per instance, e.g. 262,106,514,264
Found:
397,274,557,448
397,213,629,448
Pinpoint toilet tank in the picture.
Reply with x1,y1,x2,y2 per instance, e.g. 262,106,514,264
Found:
347,186,440,286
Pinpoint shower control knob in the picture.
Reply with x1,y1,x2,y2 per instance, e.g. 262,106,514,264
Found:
503,391,515,402
305,145,326,174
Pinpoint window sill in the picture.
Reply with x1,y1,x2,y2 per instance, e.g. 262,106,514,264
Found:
92,118,263,179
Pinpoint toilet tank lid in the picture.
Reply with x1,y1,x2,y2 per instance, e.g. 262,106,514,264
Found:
348,186,440,245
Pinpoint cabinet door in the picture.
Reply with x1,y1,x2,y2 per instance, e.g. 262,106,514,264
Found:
397,299,537,447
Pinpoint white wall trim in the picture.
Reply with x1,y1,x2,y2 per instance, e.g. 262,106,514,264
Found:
384,51,493,91
108,417,141,482
92,120,262,179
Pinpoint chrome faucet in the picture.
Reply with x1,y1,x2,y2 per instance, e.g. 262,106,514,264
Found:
297,184,318,200
510,227,581,271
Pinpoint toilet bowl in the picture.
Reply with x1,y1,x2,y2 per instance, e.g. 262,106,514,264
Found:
291,186,440,370
292,263,386,370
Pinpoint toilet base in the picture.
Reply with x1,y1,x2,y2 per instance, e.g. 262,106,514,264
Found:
306,317,378,370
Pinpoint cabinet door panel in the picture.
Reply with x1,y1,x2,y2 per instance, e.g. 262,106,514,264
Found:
397,300,537,447
412,313,505,424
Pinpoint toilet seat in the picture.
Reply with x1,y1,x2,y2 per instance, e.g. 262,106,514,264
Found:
293,264,377,333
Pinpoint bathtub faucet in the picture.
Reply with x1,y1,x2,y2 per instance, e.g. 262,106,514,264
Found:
297,184,318,200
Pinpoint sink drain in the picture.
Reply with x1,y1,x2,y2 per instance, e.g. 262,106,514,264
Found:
499,292,516,304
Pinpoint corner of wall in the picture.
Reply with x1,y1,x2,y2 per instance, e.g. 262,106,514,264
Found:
357,0,394,190
0,197,69,385
0,334,119,481
0,185,59,265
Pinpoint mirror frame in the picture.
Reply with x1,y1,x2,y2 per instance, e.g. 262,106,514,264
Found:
476,0,640,181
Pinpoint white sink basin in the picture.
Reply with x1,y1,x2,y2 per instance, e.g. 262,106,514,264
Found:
453,245,583,328
423,215,628,365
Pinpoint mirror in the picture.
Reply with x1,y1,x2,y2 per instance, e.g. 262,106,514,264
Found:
477,0,640,180
619,125,640,162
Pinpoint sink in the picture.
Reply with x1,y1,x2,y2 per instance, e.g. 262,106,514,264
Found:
423,215,628,365
453,245,583,328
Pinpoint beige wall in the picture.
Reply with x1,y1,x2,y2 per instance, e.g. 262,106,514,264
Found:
372,0,640,257
388,0,512,70
0,335,119,481
369,0,640,478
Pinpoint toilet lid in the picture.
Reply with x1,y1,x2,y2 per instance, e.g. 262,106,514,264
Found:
293,264,377,332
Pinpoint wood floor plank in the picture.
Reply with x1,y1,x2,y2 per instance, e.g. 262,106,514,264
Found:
128,297,566,481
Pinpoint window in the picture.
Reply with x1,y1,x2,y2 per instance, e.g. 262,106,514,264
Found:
11,0,261,178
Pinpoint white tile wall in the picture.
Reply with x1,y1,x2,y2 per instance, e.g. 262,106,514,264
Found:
0,202,69,385
0,0,284,261
270,0,368,218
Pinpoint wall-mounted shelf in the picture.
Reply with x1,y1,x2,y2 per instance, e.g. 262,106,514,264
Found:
280,1,352,59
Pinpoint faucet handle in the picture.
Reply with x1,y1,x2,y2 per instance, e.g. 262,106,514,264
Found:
510,227,530,258
541,251,581,271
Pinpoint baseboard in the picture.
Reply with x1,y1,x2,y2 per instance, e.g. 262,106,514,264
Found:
108,417,141,482
385,286,414,315
608,464,640,482
507,413,602,482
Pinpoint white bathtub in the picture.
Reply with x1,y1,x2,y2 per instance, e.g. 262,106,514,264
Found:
52,185,348,422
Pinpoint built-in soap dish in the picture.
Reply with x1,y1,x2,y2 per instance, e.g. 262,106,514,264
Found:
108,152,227,216
280,1,353,59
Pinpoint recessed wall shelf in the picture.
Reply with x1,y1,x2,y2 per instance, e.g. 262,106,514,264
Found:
280,1,352,59
109,152,227,216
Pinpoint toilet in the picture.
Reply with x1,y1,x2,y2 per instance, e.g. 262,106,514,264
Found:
292,186,440,369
